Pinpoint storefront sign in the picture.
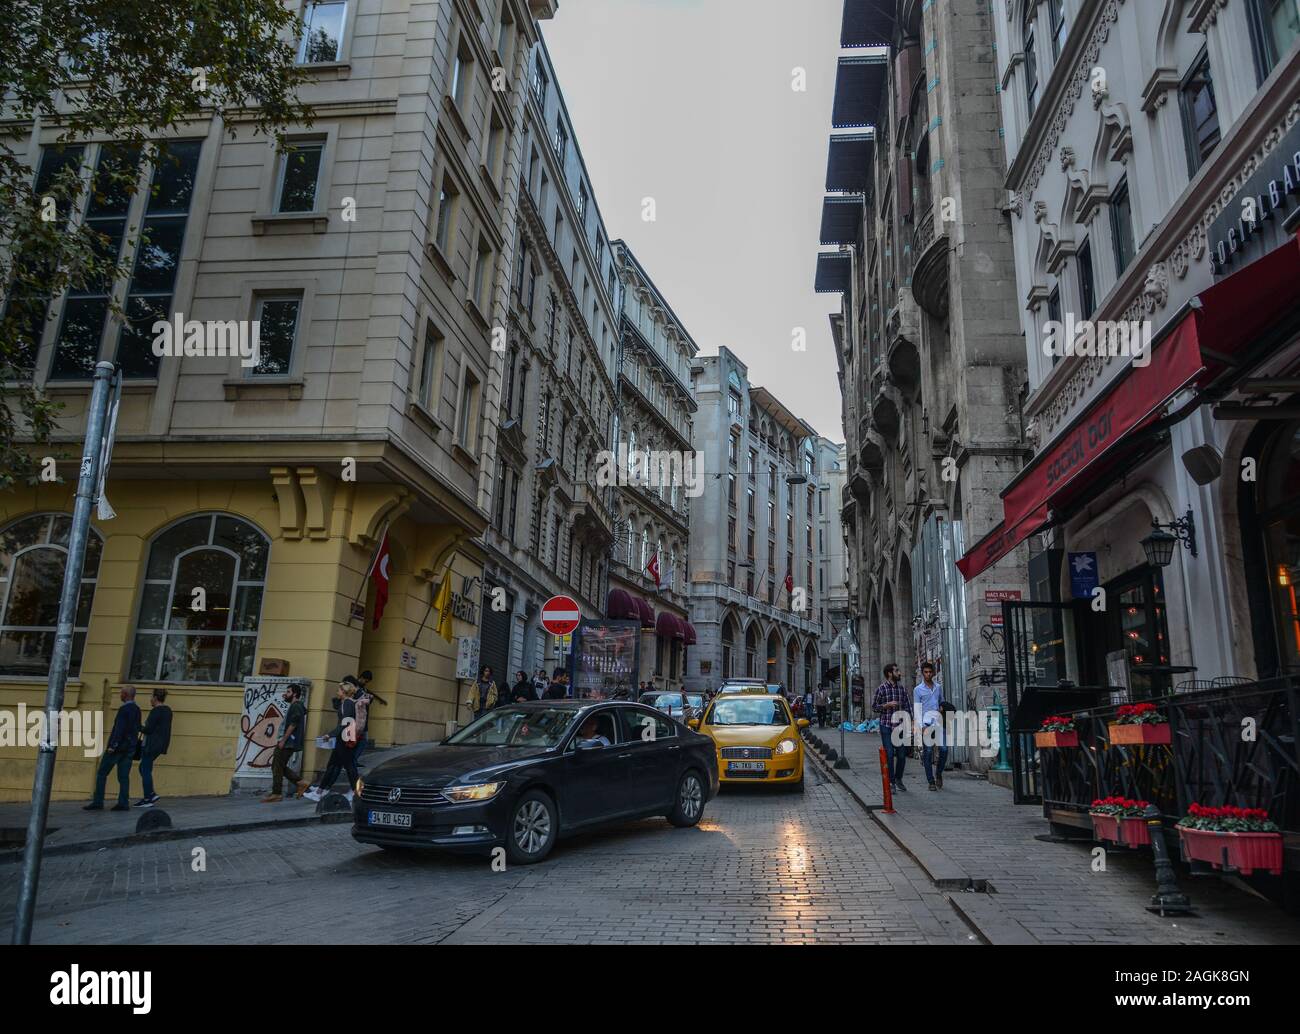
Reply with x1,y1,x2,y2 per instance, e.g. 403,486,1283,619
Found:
400,647,418,670
1209,121,1300,276
1069,552,1099,600
455,636,479,679
984,589,1022,603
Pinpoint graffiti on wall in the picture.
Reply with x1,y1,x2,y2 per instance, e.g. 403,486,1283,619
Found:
234,676,310,778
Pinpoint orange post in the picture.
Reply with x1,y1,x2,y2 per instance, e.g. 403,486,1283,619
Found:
878,746,895,814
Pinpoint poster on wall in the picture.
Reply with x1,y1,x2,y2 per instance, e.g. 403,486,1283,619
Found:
455,636,480,679
572,620,640,700
233,676,310,788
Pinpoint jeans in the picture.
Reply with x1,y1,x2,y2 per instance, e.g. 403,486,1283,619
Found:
879,722,906,784
92,749,133,806
816,706,828,728
352,737,366,769
139,752,160,799
922,745,948,785
318,743,359,794
270,745,302,795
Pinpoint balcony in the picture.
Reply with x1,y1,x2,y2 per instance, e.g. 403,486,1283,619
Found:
571,484,614,544
870,382,902,439
857,428,885,479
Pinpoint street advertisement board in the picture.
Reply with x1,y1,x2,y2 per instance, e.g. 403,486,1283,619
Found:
233,676,310,789
571,619,641,700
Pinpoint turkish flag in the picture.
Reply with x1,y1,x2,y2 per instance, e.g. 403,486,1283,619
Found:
784,569,794,594
644,550,661,588
369,531,391,630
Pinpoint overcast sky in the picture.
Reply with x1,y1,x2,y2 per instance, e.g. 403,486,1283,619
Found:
543,0,845,442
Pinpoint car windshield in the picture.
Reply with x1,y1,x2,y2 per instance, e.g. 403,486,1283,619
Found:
647,694,684,709
684,694,704,708
707,697,790,727
444,707,575,747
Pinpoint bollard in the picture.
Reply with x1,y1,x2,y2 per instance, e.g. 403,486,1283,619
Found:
878,747,895,814
1144,803,1194,916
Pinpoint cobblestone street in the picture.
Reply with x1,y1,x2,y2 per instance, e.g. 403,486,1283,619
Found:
0,761,974,945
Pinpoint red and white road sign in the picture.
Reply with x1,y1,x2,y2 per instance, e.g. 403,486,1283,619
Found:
541,595,581,636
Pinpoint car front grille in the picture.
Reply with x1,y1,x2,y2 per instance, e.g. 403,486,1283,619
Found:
720,746,773,759
724,769,769,779
359,784,449,807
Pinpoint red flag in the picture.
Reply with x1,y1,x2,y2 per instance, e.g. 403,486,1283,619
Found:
644,550,661,588
369,531,391,630
784,568,794,594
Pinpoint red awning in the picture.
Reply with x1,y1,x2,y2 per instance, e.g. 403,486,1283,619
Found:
606,589,636,620
958,230,1300,582
683,622,698,646
656,612,685,639
635,597,655,628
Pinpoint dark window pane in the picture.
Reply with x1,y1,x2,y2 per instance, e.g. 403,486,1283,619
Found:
0,631,55,677
231,585,263,631
168,550,235,631
7,548,65,626
252,298,300,375
114,293,170,378
129,633,161,680
161,634,226,682
130,219,185,293
224,635,258,682
214,516,269,580
146,517,212,579
48,296,109,379
88,144,141,218
277,144,323,213
148,142,202,214
0,516,49,573
136,582,171,629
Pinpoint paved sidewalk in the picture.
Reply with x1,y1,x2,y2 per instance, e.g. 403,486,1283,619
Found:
0,741,429,860
805,726,1300,945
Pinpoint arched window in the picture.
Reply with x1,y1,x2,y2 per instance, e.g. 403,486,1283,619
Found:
721,616,736,678
641,525,650,570
128,514,269,683
0,513,103,676
787,639,798,693
745,623,758,678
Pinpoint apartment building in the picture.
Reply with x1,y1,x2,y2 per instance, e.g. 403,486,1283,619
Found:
0,0,558,799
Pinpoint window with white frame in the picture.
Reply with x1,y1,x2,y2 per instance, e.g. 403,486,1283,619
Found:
457,365,482,449
435,175,460,256
418,319,443,411
128,514,270,684
472,236,494,315
0,514,102,677
298,1,347,64
276,140,324,213
451,34,474,111
251,294,302,376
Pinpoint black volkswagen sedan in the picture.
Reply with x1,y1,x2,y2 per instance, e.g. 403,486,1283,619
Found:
351,700,719,864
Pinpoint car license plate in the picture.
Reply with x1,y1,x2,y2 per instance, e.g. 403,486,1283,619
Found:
366,810,412,828
727,761,766,772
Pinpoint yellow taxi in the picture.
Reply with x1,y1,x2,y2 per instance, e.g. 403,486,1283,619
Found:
689,688,808,792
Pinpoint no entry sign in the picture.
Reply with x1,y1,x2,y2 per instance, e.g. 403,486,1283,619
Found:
541,595,581,636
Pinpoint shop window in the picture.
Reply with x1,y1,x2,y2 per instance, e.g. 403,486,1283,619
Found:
1179,50,1221,178
0,514,102,677
1248,0,1300,83
128,514,269,684
1262,423,1300,672
1106,567,1171,698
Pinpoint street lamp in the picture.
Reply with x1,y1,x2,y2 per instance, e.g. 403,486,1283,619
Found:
1140,509,1197,568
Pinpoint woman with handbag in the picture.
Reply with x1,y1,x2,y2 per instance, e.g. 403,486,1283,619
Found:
304,681,361,801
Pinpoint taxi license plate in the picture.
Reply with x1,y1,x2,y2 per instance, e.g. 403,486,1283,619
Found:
727,761,766,772
366,810,412,828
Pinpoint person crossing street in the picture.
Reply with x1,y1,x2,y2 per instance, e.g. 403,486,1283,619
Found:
872,664,911,793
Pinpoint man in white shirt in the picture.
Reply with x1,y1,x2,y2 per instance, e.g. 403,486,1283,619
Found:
913,661,947,790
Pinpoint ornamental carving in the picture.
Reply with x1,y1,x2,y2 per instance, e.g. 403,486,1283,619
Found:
1060,146,1076,171
1193,0,1230,35
1141,262,1169,313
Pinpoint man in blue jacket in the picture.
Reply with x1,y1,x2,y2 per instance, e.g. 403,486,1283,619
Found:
85,685,142,812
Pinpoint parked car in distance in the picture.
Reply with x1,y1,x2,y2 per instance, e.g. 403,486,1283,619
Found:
714,680,778,696
690,692,809,792
640,690,706,721
352,701,719,864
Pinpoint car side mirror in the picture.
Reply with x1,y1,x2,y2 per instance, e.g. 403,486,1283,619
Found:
797,718,810,729
687,718,700,730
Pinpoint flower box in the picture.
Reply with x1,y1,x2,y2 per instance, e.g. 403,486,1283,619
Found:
1034,730,1078,748
1090,812,1152,847
1108,722,1171,745
1178,827,1283,876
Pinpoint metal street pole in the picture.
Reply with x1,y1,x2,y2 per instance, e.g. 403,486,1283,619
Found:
12,361,115,945
837,647,849,768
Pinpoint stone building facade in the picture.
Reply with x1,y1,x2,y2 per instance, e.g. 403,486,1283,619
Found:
685,349,823,695
815,439,852,684
476,33,622,691
607,240,698,692
0,0,559,800
816,0,1029,742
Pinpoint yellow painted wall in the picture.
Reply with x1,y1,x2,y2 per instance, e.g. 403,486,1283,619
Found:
0,478,480,802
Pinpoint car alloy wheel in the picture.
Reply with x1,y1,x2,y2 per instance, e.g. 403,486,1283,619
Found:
513,798,552,856
680,774,703,821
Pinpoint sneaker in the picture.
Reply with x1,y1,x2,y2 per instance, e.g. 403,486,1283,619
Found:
303,789,323,802
895,781,907,793
83,802,103,811
133,798,152,808
110,803,130,812
147,794,161,804
260,794,283,804
928,783,938,791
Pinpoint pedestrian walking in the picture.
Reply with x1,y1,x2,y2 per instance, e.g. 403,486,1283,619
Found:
803,687,815,723
263,683,309,802
468,666,498,720
305,680,361,801
544,667,570,699
352,678,371,767
872,664,912,793
532,669,548,699
913,661,947,790
134,688,172,807
510,670,533,703
85,685,142,812
814,686,830,728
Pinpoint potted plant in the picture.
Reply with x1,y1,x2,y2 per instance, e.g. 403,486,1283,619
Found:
1108,702,1171,745
1089,796,1152,847
1176,804,1283,876
1034,715,1078,749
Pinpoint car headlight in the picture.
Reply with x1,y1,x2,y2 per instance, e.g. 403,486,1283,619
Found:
355,777,365,795
443,781,506,802
775,738,798,755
